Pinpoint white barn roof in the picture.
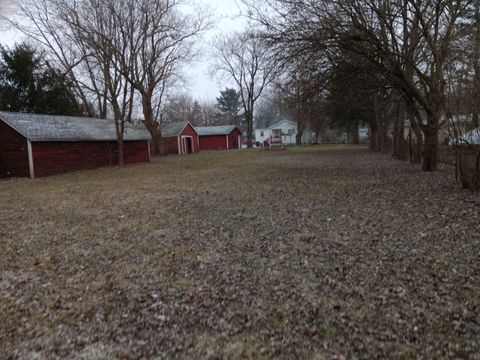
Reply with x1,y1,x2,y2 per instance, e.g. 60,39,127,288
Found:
0,111,150,142
268,119,296,129
195,125,240,136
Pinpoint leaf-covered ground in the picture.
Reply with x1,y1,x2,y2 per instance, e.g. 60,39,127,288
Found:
1,146,479,359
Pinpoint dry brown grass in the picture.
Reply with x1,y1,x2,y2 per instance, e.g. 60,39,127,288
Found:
1,146,479,359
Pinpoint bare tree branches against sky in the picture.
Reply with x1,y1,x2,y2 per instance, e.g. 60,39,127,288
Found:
185,0,247,99
0,0,247,100
0,0,13,28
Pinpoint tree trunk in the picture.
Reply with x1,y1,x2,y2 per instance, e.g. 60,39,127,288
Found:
296,120,304,145
370,94,382,152
246,110,254,148
406,106,423,163
150,133,162,156
393,102,406,160
111,100,125,167
141,96,165,156
118,138,124,166
144,121,163,156
351,120,360,145
369,123,379,151
422,120,439,171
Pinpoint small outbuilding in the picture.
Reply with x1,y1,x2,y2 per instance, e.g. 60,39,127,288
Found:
162,121,200,155
196,125,242,150
0,111,150,178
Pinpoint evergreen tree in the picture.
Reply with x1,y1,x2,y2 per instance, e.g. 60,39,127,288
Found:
0,43,81,115
216,87,242,125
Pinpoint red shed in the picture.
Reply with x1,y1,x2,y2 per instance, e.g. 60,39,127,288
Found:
196,125,242,150
162,121,200,155
0,111,150,178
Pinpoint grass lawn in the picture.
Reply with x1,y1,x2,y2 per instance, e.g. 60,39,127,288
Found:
1,146,479,359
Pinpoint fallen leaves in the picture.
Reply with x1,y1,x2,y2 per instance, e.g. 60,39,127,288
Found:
0,147,479,358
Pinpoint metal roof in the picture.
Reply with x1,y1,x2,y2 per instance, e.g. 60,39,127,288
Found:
0,111,150,142
195,125,240,136
161,121,195,137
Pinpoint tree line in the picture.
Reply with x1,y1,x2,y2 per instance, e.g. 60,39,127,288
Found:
241,0,479,176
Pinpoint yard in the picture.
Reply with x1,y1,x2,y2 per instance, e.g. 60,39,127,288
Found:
1,146,479,359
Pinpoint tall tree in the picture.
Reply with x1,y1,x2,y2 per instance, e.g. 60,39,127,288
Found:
108,0,211,155
0,43,81,115
57,0,136,166
211,31,277,147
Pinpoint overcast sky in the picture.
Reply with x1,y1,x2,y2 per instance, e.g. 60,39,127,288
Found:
0,0,247,101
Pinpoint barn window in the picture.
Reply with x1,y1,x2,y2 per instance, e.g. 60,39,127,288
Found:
260,131,264,136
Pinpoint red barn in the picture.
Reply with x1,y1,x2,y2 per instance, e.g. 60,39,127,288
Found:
162,121,200,155
0,111,150,178
196,125,242,150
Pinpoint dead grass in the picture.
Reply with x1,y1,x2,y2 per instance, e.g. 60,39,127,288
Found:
1,146,479,359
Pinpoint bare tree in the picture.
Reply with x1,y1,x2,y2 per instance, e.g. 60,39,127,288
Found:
245,0,472,171
110,0,211,155
198,100,218,126
7,0,109,117
337,1,473,171
63,0,136,165
211,31,277,148
163,93,202,125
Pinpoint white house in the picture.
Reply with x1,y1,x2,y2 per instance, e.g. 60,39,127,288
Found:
255,120,315,147
450,127,480,145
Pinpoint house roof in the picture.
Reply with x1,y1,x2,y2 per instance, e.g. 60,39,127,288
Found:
195,125,240,136
0,111,150,142
161,121,196,137
268,119,296,129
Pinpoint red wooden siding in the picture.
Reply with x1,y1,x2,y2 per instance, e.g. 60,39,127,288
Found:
31,140,149,177
199,135,226,150
0,120,30,178
163,123,199,155
199,128,241,150
164,136,180,155
180,123,199,154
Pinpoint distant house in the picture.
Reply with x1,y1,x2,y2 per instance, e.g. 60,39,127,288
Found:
162,121,199,155
0,111,150,179
255,120,315,148
450,127,480,146
195,125,242,150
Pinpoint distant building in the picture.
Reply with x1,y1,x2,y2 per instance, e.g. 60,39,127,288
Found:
450,127,480,146
161,121,200,155
255,120,315,148
195,125,242,150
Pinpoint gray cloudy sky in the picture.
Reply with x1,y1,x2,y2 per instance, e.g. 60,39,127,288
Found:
0,0,247,101
188,0,247,101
